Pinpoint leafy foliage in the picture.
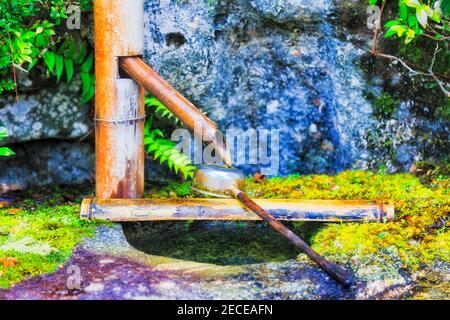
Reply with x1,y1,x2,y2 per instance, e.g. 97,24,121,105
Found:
371,0,450,44
0,127,14,157
0,0,94,103
144,96,180,124
144,97,196,180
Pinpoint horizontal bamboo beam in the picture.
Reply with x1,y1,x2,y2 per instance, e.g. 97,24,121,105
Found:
80,198,394,222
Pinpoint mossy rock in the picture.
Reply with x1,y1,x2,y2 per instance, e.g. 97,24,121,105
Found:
0,169,448,289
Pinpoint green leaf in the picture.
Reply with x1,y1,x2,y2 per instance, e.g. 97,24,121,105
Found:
64,58,74,83
384,20,399,28
76,42,87,64
143,131,195,180
44,29,56,36
408,14,418,29
80,72,95,104
405,28,416,43
0,147,15,157
151,129,165,140
416,5,428,28
167,158,174,170
158,144,173,152
81,52,93,73
34,34,47,47
145,96,179,123
442,0,450,17
147,144,160,153
28,58,39,71
66,39,77,59
159,154,169,165
399,4,408,21
55,54,63,82
23,31,35,40
42,51,56,72
144,137,154,145
390,25,407,36
0,127,8,139
41,21,54,29
384,29,397,37
58,37,71,55
405,0,420,8
430,9,441,23
154,149,164,160
80,84,95,104
80,72,91,96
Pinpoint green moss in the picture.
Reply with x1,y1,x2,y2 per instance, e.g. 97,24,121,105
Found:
143,170,449,272
1,170,448,288
144,181,194,198
434,99,450,122
398,45,424,65
205,0,218,6
373,92,400,118
0,204,103,288
243,171,449,271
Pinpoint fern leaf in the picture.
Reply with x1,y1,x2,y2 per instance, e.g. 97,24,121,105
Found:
145,96,180,124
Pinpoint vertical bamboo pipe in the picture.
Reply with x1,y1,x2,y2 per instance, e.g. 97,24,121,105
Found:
94,0,145,199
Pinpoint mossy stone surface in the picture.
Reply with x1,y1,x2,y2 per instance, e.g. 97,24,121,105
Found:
0,169,448,298
145,169,449,275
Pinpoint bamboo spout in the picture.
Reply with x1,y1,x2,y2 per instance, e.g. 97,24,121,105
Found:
119,56,232,167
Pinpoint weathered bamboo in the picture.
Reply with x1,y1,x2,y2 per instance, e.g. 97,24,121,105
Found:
119,56,232,166
94,0,145,199
80,198,394,222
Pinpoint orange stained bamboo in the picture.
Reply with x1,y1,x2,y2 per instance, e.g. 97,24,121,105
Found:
94,0,145,199
120,56,233,167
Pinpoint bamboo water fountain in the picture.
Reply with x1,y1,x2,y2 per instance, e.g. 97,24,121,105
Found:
81,0,394,221
81,0,394,224
82,0,395,287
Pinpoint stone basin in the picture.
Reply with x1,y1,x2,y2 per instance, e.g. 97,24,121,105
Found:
3,223,447,300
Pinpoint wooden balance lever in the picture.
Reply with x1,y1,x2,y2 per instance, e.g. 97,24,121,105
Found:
190,164,354,286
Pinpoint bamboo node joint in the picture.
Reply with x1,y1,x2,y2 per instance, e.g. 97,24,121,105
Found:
94,114,146,125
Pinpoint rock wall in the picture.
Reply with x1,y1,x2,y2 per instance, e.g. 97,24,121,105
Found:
0,0,448,188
